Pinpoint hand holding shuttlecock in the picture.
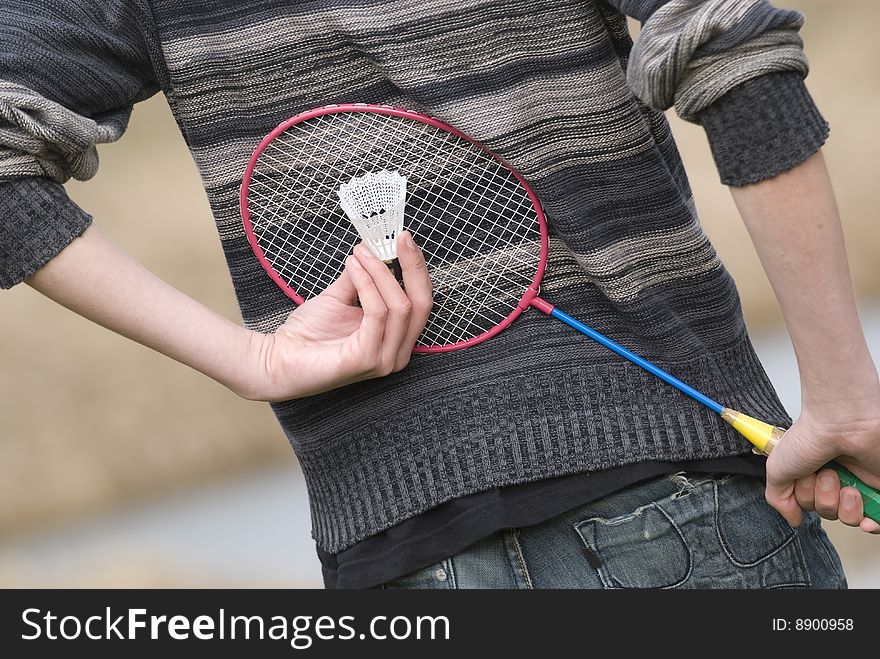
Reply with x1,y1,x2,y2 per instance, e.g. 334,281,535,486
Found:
338,170,407,284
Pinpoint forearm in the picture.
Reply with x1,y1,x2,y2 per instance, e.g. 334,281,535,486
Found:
23,223,434,404
730,151,880,418
25,223,259,397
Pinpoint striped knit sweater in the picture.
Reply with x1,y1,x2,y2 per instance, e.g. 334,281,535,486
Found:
0,0,828,552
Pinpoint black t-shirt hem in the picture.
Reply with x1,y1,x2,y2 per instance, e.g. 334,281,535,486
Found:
318,454,766,588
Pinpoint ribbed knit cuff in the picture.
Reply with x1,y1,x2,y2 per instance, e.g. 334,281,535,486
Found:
0,177,92,288
698,71,829,187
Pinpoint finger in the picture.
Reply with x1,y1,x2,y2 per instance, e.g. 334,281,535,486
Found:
394,231,433,369
354,244,411,372
859,517,880,534
814,469,841,521
838,487,863,527
764,480,803,528
794,474,816,512
321,265,358,304
345,255,387,359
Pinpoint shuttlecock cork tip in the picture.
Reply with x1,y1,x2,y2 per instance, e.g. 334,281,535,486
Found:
338,170,407,262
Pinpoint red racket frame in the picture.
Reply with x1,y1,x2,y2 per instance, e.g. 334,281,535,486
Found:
240,103,549,353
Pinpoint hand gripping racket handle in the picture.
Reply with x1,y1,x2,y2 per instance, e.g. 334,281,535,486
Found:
721,409,880,524
537,299,880,524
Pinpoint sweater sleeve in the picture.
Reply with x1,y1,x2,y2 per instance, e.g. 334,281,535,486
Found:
604,0,828,186
0,0,159,288
697,71,828,186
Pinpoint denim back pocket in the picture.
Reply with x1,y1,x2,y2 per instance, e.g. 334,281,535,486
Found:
575,501,692,589
713,477,810,588
575,475,813,589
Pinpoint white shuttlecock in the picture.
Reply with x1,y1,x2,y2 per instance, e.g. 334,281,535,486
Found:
338,170,407,262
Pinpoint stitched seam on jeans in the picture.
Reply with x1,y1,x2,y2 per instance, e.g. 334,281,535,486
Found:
444,557,458,589
790,525,812,588
713,480,799,568
574,523,615,588
652,504,694,589
808,517,846,587
509,529,534,590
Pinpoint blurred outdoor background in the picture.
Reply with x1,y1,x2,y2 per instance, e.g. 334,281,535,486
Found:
1,0,877,588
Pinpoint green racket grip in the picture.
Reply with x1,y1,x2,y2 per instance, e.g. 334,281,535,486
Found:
827,461,880,524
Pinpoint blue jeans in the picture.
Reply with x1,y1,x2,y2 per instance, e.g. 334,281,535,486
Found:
381,473,847,589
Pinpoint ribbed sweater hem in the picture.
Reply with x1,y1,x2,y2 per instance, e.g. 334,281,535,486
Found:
296,334,789,552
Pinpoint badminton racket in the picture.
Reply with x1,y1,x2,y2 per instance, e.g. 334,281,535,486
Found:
240,103,880,523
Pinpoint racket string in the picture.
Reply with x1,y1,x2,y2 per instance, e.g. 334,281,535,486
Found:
422,159,530,338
